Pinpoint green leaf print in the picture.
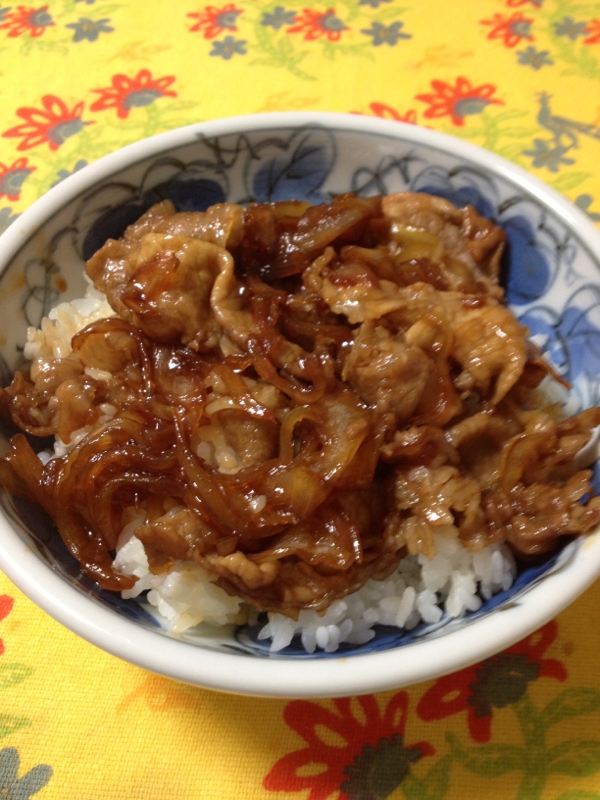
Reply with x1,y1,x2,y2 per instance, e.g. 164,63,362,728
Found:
549,172,593,191
402,754,453,800
371,5,410,22
439,108,536,168
0,714,30,741
322,39,373,60
86,3,124,17
547,740,600,777
541,688,600,729
0,664,34,690
252,15,315,81
441,676,600,799
19,36,71,57
447,734,525,777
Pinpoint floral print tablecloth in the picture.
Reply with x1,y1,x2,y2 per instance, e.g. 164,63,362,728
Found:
0,0,600,798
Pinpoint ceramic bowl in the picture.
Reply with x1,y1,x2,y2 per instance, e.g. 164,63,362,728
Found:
1,112,599,698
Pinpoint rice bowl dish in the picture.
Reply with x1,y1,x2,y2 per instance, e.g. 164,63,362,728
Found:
0,112,599,697
4,190,572,656
21,279,520,654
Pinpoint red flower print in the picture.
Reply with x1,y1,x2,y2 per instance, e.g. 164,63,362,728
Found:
0,595,14,656
287,8,348,41
90,70,177,120
367,102,417,123
417,621,567,743
0,5,53,37
480,11,534,47
187,3,243,39
583,19,600,44
415,76,504,127
506,0,542,6
264,692,434,800
3,95,92,152
0,158,36,200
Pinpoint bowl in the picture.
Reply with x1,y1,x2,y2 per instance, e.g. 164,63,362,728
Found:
1,111,600,698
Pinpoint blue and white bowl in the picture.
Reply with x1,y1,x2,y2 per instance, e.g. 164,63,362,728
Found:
1,112,599,697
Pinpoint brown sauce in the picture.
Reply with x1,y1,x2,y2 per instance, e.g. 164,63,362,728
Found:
1,192,599,616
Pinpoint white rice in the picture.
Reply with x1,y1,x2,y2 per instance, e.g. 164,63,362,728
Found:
112,526,515,652
28,289,518,653
243,534,514,652
113,516,243,633
24,278,113,362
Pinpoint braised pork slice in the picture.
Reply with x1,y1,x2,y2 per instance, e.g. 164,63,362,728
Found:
86,200,243,319
382,192,506,295
2,191,600,617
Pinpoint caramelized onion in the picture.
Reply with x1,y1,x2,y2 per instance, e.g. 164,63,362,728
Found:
2,192,600,616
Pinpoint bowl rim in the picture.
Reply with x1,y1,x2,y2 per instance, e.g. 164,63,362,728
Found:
1,110,600,698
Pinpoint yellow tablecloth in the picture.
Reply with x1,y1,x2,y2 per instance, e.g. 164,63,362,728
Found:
1,0,600,798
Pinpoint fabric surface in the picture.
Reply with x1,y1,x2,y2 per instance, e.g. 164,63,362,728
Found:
0,0,600,798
